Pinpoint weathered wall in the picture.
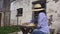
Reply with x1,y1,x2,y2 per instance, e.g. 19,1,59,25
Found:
3,0,11,26
47,0,60,33
10,0,38,25
0,0,11,26
0,0,3,11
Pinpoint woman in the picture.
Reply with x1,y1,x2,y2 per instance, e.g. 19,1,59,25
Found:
30,3,49,34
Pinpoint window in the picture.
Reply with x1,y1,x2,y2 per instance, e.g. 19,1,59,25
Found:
16,8,23,17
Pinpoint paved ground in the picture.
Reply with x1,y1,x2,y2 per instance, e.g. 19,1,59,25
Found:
17,31,23,34
10,31,30,34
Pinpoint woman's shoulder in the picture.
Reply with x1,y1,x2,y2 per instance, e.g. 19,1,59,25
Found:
39,12,46,16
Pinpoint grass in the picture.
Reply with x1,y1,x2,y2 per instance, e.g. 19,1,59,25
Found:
0,26,21,34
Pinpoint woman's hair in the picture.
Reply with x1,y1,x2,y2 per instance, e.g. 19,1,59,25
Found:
34,10,46,15
39,10,46,15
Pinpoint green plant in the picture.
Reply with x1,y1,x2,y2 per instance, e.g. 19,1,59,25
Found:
0,26,21,34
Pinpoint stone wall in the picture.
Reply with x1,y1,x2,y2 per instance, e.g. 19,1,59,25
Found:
0,0,11,26
47,0,60,33
10,0,35,25
0,0,3,11
3,0,11,26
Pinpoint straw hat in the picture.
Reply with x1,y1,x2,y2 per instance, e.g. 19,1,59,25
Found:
34,4,41,8
32,4,45,11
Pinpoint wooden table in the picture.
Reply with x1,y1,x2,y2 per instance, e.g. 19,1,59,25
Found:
20,25,36,34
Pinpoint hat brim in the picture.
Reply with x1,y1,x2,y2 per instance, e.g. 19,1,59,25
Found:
32,8,45,11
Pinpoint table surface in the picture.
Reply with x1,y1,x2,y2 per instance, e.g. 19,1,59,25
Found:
20,25,36,28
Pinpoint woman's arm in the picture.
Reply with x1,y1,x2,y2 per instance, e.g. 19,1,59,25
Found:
22,19,35,25
37,12,46,29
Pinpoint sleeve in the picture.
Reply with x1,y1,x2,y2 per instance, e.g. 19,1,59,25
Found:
37,13,46,29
